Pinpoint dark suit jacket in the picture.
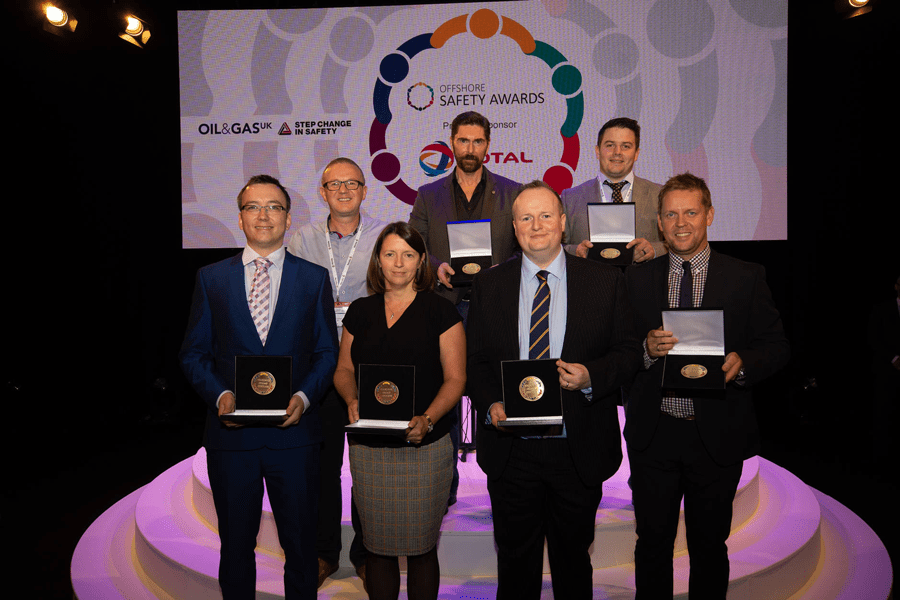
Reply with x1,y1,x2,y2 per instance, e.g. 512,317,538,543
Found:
624,250,789,466
409,167,521,304
467,252,642,487
179,251,339,451
562,175,664,259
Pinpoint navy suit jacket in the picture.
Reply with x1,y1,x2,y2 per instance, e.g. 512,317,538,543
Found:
467,252,642,487
624,249,789,466
180,250,339,451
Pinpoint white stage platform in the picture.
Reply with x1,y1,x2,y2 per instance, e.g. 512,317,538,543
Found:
71,408,893,599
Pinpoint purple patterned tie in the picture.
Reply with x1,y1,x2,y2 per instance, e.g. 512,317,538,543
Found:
249,258,272,345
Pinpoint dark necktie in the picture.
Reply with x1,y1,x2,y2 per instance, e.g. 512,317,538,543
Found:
661,260,696,418
529,270,550,359
605,180,627,203
679,260,693,308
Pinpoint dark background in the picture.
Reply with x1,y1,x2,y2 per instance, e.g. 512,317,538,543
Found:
3,0,898,596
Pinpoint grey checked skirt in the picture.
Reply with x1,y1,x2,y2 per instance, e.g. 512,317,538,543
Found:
349,434,453,556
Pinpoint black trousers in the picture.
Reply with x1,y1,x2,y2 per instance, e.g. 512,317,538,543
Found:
487,437,603,600
629,413,742,599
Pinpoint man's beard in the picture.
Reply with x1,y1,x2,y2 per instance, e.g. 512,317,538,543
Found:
455,153,483,174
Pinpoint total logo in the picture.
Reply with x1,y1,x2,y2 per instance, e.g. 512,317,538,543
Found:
198,122,273,135
418,142,535,177
482,151,533,165
419,141,454,177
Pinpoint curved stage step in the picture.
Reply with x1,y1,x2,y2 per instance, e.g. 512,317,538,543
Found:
72,410,892,599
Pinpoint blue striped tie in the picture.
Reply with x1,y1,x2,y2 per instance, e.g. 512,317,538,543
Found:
529,270,550,360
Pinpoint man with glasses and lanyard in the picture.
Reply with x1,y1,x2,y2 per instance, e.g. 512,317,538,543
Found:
287,157,386,591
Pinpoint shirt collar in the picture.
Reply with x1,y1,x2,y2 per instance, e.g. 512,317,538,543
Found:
452,166,488,186
597,170,635,188
668,243,711,273
522,246,566,282
326,214,362,239
242,245,286,269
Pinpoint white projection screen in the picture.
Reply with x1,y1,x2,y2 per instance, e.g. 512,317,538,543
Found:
179,0,787,248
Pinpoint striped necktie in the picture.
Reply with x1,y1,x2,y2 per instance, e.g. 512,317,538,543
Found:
249,258,273,345
529,270,550,360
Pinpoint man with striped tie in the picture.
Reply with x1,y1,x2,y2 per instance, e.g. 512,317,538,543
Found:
466,180,641,600
180,174,339,599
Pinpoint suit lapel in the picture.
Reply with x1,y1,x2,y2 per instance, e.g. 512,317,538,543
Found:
269,253,297,338
229,253,265,352
590,177,602,201
440,175,457,222
481,169,496,220
653,255,669,310
633,175,648,197
701,249,725,308
498,259,522,357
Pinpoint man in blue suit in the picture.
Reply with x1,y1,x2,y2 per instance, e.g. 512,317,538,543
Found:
180,174,339,599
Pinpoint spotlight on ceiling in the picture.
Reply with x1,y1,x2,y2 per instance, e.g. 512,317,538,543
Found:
119,14,151,48
42,3,78,35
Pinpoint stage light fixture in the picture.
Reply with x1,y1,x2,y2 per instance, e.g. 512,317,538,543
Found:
119,14,151,48
835,0,875,18
42,3,77,34
46,5,66,26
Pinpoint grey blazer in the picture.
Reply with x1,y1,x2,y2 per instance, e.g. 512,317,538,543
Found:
562,175,665,260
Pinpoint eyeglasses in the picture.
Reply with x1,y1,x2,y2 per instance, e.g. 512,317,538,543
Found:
240,204,287,214
323,179,364,191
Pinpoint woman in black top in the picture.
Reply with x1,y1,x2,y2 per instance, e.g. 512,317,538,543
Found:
334,222,465,600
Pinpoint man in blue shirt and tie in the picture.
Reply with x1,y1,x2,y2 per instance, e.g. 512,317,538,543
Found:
466,180,641,599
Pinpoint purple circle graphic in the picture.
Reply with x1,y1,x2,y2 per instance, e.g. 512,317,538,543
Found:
330,16,374,62
593,33,639,80
647,0,714,59
372,152,401,183
267,9,326,34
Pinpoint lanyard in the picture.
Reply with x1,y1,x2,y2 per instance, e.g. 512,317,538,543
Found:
325,218,363,298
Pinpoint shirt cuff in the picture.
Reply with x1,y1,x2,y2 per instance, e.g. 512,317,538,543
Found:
216,390,233,408
293,391,311,412
642,338,658,370
486,402,502,425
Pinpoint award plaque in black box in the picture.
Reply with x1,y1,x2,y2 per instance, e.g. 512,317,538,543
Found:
499,359,563,426
447,219,492,286
661,309,726,391
345,364,415,435
224,355,293,424
586,202,635,266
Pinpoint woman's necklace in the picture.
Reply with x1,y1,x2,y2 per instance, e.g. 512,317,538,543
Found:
386,292,415,321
